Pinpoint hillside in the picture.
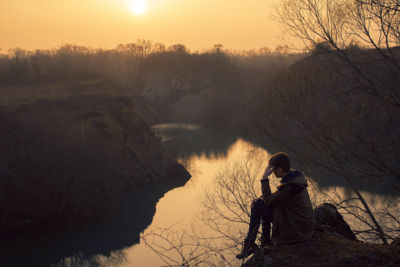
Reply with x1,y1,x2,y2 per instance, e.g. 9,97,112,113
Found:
169,89,262,129
0,77,190,232
129,51,266,131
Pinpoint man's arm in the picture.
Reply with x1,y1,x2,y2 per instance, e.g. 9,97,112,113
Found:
261,181,292,206
261,166,292,206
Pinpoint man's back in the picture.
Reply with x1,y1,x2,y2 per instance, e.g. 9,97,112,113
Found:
262,171,315,243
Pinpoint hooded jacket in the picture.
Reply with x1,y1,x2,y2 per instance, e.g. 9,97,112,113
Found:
261,170,315,243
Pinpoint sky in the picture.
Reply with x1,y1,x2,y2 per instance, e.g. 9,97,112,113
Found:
0,0,282,53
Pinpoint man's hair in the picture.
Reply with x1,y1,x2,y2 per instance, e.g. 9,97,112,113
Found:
269,152,290,173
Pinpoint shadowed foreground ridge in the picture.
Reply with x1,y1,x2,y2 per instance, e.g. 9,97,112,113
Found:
0,77,190,232
242,204,400,267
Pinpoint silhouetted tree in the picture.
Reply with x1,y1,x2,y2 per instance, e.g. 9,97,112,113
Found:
142,153,276,266
259,0,400,244
28,49,44,78
258,46,272,55
153,42,166,53
168,44,188,53
214,44,224,53
126,39,156,66
7,47,28,80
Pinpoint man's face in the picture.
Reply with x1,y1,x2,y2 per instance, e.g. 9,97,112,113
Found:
271,165,284,178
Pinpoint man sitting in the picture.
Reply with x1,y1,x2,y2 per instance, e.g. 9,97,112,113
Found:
236,152,315,259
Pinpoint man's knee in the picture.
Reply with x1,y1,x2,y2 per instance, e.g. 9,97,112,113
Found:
253,199,266,210
253,199,274,218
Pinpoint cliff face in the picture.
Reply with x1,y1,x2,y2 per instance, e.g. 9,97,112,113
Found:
0,77,190,231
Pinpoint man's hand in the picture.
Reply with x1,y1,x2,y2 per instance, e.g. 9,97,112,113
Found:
262,165,274,180
251,197,260,209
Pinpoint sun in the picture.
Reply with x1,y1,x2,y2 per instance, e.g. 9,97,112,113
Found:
128,0,147,15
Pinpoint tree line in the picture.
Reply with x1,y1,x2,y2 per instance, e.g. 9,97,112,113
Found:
0,40,292,88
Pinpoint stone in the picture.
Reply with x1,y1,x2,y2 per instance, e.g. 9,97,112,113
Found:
314,203,358,241
391,237,400,246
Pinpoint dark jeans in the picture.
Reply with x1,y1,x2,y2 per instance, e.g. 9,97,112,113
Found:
245,199,274,244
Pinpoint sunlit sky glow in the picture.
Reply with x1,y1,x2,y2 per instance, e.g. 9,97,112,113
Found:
0,0,281,53
128,0,147,15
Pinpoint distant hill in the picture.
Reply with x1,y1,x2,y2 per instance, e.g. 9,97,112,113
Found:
131,51,265,131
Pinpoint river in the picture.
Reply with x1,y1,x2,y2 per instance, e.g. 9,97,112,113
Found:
1,123,398,267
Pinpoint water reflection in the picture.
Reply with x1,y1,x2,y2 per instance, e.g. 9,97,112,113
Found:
153,123,242,160
156,124,398,197
0,177,189,267
151,124,399,244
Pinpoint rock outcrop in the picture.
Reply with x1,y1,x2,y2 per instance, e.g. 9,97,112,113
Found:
314,203,358,241
242,203,400,267
0,78,190,232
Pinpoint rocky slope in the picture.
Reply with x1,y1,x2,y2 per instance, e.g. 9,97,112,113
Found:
0,77,190,232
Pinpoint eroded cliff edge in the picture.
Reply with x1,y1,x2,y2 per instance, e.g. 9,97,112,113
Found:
0,77,190,232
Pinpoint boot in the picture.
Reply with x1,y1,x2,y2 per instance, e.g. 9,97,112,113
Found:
236,240,259,259
261,222,272,248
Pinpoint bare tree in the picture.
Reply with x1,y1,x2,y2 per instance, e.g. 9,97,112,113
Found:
254,0,400,244
7,47,28,80
126,39,156,66
141,153,281,266
141,225,238,267
168,44,189,53
154,42,167,53
214,44,224,53
257,47,272,55
28,49,44,78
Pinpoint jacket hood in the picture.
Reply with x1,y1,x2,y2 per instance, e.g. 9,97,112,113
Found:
280,170,308,188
